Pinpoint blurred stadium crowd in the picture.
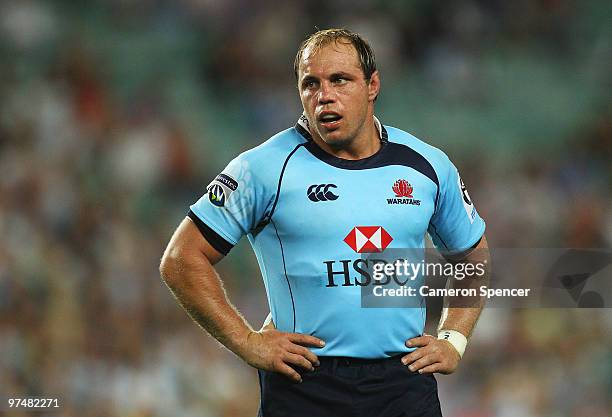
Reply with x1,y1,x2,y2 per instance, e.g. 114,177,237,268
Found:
0,1,610,416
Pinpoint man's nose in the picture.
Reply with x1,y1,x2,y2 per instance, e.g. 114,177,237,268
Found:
318,81,336,104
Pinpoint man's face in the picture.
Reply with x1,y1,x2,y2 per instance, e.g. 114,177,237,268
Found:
298,40,379,148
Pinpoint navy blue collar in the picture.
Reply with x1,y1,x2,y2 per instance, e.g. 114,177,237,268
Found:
295,113,388,143
294,114,389,170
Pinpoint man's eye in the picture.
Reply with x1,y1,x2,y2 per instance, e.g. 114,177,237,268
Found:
333,77,347,84
303,80,317,89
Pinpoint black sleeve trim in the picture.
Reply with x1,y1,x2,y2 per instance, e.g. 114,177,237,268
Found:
187,210,234,256
441,235,484,262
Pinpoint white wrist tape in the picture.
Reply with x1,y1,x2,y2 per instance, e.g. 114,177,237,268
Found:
438,330,468,358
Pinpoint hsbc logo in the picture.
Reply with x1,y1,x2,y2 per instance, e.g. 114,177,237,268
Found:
344,226,393,253
323,226,394,287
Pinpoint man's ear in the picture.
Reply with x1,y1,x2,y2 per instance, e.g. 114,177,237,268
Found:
368,70,380,102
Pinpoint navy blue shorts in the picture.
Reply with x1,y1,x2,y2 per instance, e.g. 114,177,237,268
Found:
257,355,443,417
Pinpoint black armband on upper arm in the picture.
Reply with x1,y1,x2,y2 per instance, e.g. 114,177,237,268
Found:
187,210,234,256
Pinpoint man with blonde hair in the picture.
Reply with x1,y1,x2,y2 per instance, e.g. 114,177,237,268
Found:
161,28,488,416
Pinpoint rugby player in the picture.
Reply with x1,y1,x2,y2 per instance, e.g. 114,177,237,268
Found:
160,28,490,417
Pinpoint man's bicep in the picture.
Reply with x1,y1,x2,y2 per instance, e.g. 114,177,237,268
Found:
463,234,489,262
164,217,225,266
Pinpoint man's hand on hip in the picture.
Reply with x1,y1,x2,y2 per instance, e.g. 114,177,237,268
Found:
401,334,461,375
239,329,325,383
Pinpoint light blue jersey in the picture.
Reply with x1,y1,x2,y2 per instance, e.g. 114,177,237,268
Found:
189,116,485,358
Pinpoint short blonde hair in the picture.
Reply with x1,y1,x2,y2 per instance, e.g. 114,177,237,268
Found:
294,28,377,81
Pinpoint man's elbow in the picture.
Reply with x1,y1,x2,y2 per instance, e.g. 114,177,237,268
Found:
159,245,183,286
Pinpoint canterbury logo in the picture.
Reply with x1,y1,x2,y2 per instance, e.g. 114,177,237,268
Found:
307,184,339,202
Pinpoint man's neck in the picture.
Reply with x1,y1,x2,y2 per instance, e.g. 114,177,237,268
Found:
310,116,381,160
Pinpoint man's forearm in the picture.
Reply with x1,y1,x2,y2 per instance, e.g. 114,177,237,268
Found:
438,275,485,337
402,239,490,373
438,236,490,338
438,307,482,338
160,250,253,357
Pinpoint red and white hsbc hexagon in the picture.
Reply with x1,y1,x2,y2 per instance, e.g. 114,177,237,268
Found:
343,226,393,253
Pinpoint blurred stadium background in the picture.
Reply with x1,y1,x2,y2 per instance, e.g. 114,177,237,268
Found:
0,0,611,416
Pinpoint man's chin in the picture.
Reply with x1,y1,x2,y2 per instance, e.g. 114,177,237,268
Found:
319,130,352,149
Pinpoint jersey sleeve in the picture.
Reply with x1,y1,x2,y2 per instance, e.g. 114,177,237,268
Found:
427,156,485,254
189,153,274,255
